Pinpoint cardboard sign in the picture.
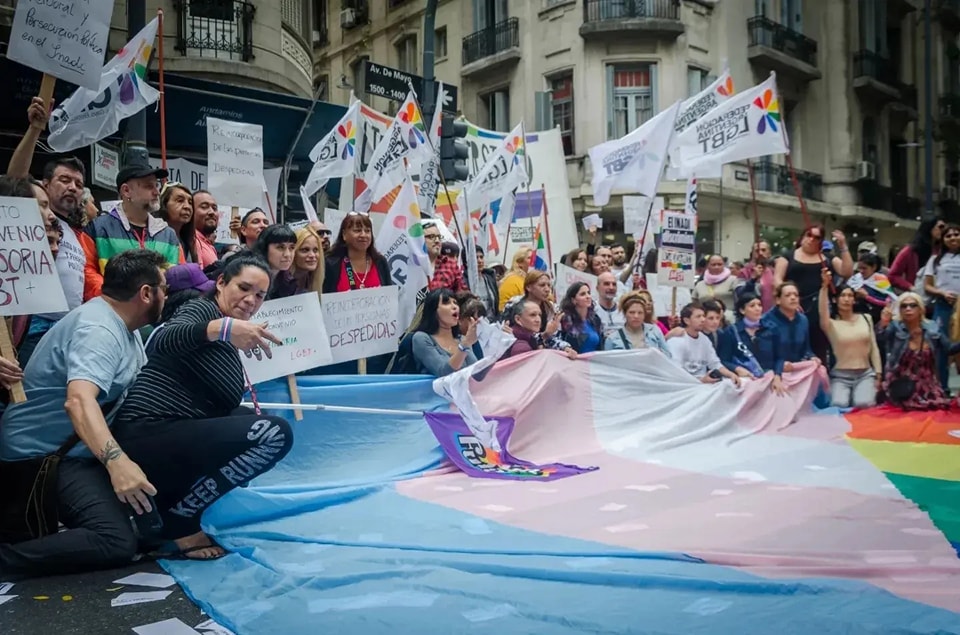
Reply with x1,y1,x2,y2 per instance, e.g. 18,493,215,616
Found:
646,274,692,316
240,294,333,384
91,143,119,189
7,0,113,90
0,197,68,316
207,117,264,209
554,263,597,304
657,210,697,289
321,287,400,364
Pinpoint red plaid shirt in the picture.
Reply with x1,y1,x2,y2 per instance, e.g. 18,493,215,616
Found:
429,255,467,292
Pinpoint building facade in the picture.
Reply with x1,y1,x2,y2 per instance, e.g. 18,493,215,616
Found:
314,0,960,260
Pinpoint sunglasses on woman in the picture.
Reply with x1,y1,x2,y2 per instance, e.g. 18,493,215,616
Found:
900,302,919,310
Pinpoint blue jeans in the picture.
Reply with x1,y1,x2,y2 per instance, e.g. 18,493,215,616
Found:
933,300,954,391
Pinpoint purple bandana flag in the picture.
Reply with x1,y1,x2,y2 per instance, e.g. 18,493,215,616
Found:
424,412,598,481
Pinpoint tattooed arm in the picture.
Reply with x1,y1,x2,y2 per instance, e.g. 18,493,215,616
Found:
64,380,157,514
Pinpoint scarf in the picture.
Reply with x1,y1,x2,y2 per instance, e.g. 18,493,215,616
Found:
742,317,762,329
703,268,731,286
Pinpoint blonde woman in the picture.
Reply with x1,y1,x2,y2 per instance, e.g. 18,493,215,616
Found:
291,227,324,296
818,269,882,408
497,247,533,312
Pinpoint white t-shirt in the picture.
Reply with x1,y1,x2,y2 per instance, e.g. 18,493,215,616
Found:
925,252,960,295
594,300,625,335
666,331,722,378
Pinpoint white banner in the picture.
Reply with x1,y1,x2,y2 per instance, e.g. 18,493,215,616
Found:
622,196,651,236
240,294,333,385
92,143,119,190
47,17,159,152
0,197,68,316
676,73,790,177
207,117,265,209
304,101,360,196
588,101,680,207
8,0,112,90
554,263,597,305
322,287,400,364
664,69,735,181
465,121,529,212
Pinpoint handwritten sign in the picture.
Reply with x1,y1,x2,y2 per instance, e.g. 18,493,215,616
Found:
0,197,68,316
324,207,347,234
240,293,333,384
646,274,691,316
657,210,697,288
7,0,113,90
321,287,400,364
555,263,597,303
207,117,264,209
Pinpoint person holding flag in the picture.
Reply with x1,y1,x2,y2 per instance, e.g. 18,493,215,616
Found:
424,221,467,293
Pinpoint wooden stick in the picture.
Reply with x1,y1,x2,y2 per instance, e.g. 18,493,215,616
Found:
231,206,240,238
357,357,367,375
39,74,56,113
0,320,26,404
670,286,678,318
286,374,303,421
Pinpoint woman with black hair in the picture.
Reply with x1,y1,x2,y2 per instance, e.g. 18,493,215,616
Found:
253,224,298,300
889,217,944,294
853,252,889,323
923,223,960,390
157,182,197,263
559,282,604,353
410,288,479,377
717,292,786,396
113,255,292,560
323,213,392,293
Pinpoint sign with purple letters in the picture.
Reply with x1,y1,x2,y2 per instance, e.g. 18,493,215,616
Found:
424,412,597,481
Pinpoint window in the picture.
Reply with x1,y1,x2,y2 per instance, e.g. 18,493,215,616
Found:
313,0,328,45
474,0,509,30
607,63,656,139
435,27,448,59
686,67,709,97
859,0,887,54
191,0,233,21
781,0,803,33
481,89,510,131
862,116,879,169
396,35,417,74
281,0,305,36
352,55,370,104
314,74,329,100
549,73,574,155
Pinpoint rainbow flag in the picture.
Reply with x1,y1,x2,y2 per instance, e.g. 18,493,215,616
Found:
529,222,549,271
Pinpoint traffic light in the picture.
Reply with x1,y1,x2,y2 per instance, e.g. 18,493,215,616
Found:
439,114,470,182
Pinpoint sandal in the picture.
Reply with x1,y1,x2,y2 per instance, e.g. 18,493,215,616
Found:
147,541,227,561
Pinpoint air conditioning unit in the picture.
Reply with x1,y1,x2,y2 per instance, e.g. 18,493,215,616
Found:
856,161,876,181
943,185,959,201
340,8,357,29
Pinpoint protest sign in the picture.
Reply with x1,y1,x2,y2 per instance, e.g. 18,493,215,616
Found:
555,263,597,303
324,207,347,234
657,211,697,288
92,143,119,189
240,294,333,385
206,117,264,209
7,0,112,90
321,287,400,364
646,274,691,316
0,197,68,316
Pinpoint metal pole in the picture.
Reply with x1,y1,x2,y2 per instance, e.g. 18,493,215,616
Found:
122,0,149,166
421,0,439,121
925,0,934,218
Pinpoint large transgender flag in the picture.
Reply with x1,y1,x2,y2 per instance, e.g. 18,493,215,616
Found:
161,351,960,634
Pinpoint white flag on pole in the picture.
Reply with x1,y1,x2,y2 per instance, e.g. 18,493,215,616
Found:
417,82,446,215
664,68,736,181
588,101,680,207
47,19,160,153
465,121,528,211
676,73,790,177
303,101,361,196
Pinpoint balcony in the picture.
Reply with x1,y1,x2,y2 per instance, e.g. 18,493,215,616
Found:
461,17,520,78
936,0,960,32
580,0,684,41
854,178,920,219
753,162,824,202
890,82,919,121
746,17,821,83
174,0,256,63
852,50,904,104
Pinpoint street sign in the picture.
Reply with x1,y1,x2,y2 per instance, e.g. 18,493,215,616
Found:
363,60,458,114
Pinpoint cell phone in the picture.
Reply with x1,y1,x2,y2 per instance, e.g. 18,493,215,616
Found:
708,369,723,380
130,495,164,542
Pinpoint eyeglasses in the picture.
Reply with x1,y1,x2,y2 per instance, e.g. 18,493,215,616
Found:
159,181,184,195
424,234,442,241
347,211,370,217
151,283,169,295
900,302,919,309
806,233,823,241
317,230,332,237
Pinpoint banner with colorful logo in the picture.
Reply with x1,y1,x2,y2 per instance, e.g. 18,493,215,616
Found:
675,72,790,177
588,100,680,207
303,101,360,196
48,18,160,153
424,412,598,481
664,69,735,181
464,121,529,211
658,210,697,288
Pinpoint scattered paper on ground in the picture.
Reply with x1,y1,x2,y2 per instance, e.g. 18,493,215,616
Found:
0,582,13,594
0,595,17,606
113,572,176,589
196,618,236,635
133,617,200,635
111,590,173,607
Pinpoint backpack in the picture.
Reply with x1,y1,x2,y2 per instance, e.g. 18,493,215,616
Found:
388,332,420,374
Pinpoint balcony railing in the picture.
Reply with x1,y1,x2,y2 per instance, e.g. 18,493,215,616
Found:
174,0,256,62
462,17,519,66
942,93,960,118
746,16,818,67
753,162,824,202
855,179,920,219
852,49,899,86
891,192,923,219
583,0,680,22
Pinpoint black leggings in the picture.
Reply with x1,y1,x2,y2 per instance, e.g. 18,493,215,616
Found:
116,411,293,541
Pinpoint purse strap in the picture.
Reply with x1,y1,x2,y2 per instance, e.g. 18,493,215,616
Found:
52,396,121,458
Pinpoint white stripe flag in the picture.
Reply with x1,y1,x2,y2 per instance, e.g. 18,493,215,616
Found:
665,68,736,181
47,19,160,152
587,101,680,208
417,82,446,215
676,72,790,177
465,121,528,211
303,101,361,196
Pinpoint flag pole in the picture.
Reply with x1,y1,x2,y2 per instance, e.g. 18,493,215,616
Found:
501,195,516,266
158,9,167,172
540,183,553,270
745,159,761,245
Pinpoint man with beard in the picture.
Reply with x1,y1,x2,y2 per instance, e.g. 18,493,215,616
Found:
192,190,220,268
0,250,167,579
82,164,183,300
